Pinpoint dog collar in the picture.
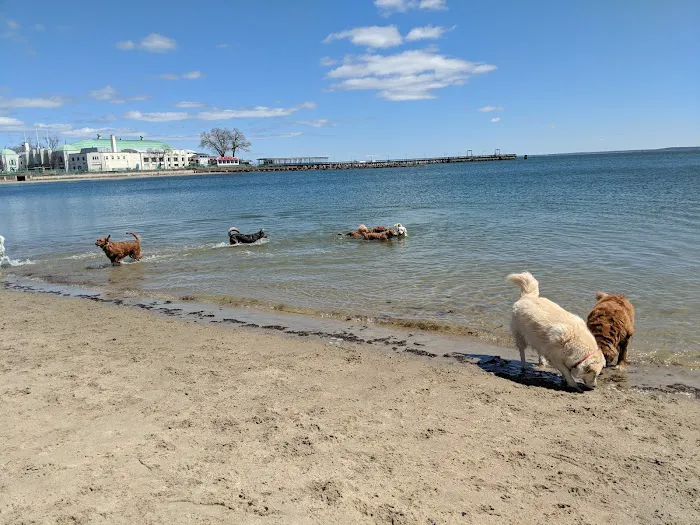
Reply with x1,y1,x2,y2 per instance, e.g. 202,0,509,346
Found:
572,351,597,368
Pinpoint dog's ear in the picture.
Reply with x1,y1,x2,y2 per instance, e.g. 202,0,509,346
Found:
595,291,608,300
106,235,111,242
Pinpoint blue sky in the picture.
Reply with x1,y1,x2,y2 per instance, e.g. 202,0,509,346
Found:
1,0,698,158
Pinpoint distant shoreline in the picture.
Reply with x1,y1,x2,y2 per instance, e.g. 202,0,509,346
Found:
0,154,517,184
533,146,700,157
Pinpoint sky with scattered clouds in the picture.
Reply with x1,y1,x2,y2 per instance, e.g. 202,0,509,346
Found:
1,0,698,157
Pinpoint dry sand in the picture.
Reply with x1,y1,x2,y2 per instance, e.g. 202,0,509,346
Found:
1,287,699,524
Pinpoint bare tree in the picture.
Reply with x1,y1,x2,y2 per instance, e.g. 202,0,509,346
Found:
43,134,61,150
13,138,38,153
229,128,251,157
199,128,230,157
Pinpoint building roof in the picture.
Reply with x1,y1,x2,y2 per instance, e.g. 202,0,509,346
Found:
65,138,174,153
0,148,17,155
55,144,79,152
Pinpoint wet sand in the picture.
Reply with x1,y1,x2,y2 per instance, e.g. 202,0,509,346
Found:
1,285,699,524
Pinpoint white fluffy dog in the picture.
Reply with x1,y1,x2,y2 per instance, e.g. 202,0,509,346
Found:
506,271,605,391
393,223,408,237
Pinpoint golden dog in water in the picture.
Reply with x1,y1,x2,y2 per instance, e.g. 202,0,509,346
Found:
587,292,635,369
95,232,142,265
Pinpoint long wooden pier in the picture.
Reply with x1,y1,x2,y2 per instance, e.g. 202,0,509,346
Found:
197,154,517,173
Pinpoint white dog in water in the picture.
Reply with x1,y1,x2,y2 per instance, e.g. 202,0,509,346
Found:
506,272,605,391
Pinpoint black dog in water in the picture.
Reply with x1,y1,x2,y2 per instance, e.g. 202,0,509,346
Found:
228,227,268,245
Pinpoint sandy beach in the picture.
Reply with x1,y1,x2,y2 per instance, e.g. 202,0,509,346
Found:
1,287,699,524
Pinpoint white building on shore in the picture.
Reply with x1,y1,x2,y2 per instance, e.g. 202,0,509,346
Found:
2,134,193,173
0,148,20,172
0,141,52,172
55,135,191,172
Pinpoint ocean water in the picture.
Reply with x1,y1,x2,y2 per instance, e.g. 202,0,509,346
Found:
1,151,699,366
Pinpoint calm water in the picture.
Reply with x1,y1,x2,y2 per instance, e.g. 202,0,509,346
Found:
1,151,699,366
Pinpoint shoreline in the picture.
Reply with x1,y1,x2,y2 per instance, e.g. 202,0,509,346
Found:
1,282,699,523
0,154,517,184
5,275,700,397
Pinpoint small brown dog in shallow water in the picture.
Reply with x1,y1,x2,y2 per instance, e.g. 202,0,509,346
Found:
587,292,635,369
341,224,402,240
95,232,142,265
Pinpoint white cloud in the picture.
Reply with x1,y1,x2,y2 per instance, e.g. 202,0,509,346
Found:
124,111,190,122
324,26,403,49
0,96,66,109
216,43,229,49
490,117,501,123
326,49,496,101
405,25,453,41
297,119,330,128
175,101,205,108
198,102,315,120
419,0,447,10
60,126,146,138
116,40,136,50
161,71,203,80
7,20,19,30
0,116,23,127
320,56,338,67
35,122,73,131
374,0,447,14
478,105,504,112
61,127,111,137
116,33,177,53
182,71,203,79
34,24,45,31
88,86,146,104
89,85,118,100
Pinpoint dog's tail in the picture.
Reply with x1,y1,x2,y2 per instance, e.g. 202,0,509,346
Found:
228,227,240,234
126,232,140,243
506,271,540,297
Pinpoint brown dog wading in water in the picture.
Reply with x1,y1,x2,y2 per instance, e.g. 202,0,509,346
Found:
95,232,142,265
341,224,406,240
587,292,635,369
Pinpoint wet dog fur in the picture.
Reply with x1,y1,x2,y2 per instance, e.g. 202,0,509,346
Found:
507,272,606,392
228,227,267,245
341,224,399,240
587,292,635,369
95,232,142,265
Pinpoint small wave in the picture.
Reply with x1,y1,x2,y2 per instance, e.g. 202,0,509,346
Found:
0,258,36,268
0,237,35,267
229,238,270,248
67,252,101,260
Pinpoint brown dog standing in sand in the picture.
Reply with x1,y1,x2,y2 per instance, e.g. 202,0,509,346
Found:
587,292,635,369
95,232,142,265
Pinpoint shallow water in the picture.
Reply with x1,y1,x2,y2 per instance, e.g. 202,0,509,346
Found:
1,150,699,366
